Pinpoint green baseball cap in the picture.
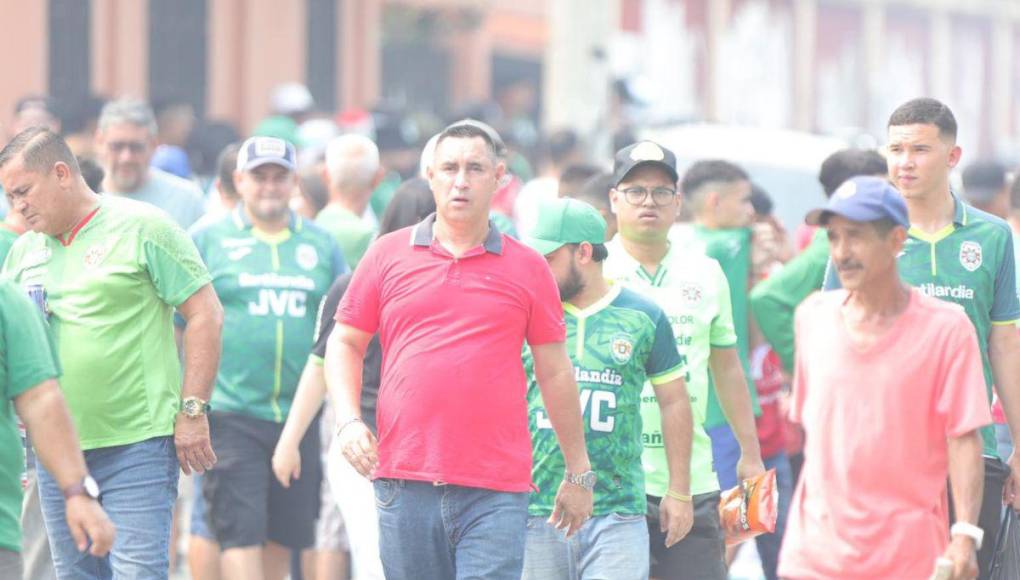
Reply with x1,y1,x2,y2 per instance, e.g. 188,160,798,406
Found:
523,198,607,256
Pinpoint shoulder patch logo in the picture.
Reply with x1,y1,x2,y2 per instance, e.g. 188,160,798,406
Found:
678,282,703,308
296,243,319,271
959,240,982,272
611,334,634,364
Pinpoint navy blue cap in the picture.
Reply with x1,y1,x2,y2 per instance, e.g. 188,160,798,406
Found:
236,136,296,172
805,176,909,228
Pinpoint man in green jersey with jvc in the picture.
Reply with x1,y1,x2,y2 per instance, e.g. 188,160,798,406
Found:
1,127,223,579
190,136,345,579
520,198,694,579
823,98,1020,577
603,141,765,580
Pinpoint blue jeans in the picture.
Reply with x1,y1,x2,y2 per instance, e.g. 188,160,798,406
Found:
38,436,179,580
706,423,741,490
522,513,649,580
374,478,529,580
755,453,793,580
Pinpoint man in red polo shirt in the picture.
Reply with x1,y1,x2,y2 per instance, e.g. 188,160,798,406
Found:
325,121,593,580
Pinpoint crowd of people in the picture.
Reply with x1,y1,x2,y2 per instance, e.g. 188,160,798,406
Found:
0,84,1019,580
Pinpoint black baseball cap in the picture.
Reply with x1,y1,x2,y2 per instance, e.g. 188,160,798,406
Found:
962,160,1007,203
612,141,679,187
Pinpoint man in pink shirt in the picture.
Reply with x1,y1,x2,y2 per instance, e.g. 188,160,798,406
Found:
778,176,989,580
324,121,594,580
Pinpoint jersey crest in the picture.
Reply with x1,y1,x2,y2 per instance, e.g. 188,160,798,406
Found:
959,241,982,272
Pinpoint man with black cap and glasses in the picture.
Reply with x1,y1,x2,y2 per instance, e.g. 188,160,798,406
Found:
603,141,765,579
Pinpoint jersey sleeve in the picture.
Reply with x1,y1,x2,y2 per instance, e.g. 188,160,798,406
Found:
821,257,842,290
709,261,738,348
336,240,383,334
2,284,60,400
646,308,685,385
310,274,353,364
142,215,212,307
938,312,993,436
990,232,1020,324
525,256,567,346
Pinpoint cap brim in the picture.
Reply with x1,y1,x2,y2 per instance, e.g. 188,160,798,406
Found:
522,237,567,257
615,161,678,187
240,158,295,173
804,208,831,226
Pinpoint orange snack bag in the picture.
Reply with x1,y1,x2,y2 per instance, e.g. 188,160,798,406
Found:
718,468,778,546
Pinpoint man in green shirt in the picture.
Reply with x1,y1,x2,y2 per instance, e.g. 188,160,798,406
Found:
750,149,887,373
191,136,345,579
318,134,381,269
0,127,222,579
823,98,1020,576
673,160,761,491
0,278,115,577
521,198,694,579
602,141,765,580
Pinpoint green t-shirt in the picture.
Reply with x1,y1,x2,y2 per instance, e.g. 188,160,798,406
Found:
603,236,737,496
823,197,1020,456
523,285,684,516
0,279,60,552
2,197,210,450
0,226,19,265
676,225,760,428
190,209,345,423
315,204,375,270
749,228,829,373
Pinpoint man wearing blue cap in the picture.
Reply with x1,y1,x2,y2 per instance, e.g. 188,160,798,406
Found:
520,197,695,579
189,136,347,579
780,176,988,580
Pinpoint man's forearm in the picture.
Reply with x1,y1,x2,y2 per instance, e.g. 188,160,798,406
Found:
989,328,1020,445
278,361,328,449
537,367,591,474
323,333,366,421
16,381,89,489
710,349,762,457
948,430,985,525
181,311,221,401
658,391,693,494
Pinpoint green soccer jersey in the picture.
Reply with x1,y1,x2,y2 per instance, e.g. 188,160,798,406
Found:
2,197,210,450
315,204,376,270
674,225,760,427
603,236,737,496
0,279,60,552
823,197,1020,455
0,226,19,265
523,285,684,516
190,209,345,423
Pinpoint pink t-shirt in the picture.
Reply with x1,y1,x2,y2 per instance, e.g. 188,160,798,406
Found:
336,217,566,492
778,289,991,580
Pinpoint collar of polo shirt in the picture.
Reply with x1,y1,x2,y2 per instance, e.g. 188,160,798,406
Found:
410,213,504,255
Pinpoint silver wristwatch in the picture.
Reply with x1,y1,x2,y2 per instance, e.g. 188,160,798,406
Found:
564,470,597,491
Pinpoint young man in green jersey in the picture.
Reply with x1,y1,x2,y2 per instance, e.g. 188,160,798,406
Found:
823,97,1020,577
674,159,760,493
190,136,346,580
520,197,694,580
602,141,765,580
1,127,222,579
0,279,115,578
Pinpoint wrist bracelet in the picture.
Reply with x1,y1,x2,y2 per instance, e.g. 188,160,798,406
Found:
336,417,364,437
666,490,693,502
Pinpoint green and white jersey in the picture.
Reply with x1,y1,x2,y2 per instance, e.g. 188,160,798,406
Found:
523,285,684,516
824,197,1020,455
2,197,210,450
673,224,760,427
190,208,345,423
0,279,60,552
603,236,736,496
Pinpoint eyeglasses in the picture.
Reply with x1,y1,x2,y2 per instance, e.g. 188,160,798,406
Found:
107,141,147,154
617,186,677,206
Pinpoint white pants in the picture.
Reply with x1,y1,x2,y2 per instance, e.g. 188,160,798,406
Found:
326,441,385,580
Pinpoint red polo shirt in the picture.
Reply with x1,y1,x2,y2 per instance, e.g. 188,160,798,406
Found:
336,214,566,492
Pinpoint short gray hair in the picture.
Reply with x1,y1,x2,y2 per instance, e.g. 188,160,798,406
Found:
98,98,158,135
325,134,380,190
